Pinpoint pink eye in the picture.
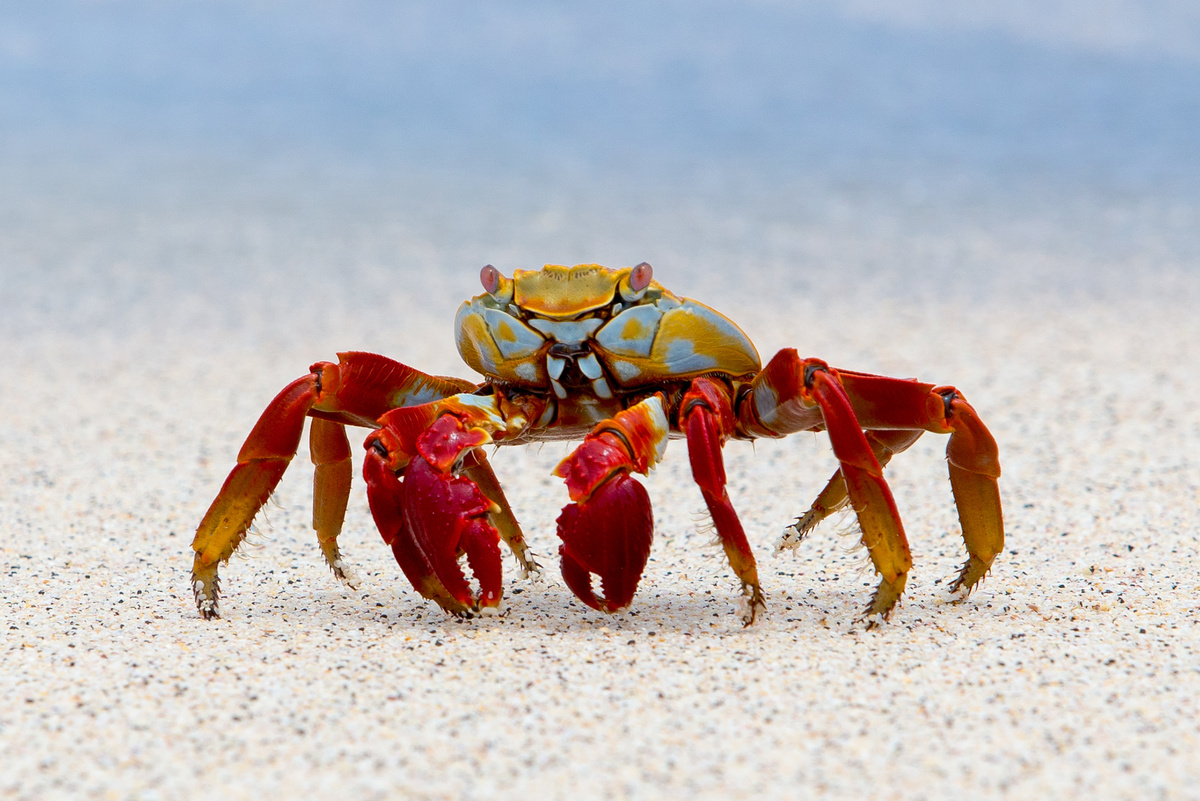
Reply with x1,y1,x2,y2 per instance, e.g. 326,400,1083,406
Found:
480,264,501,294
630,262,653,292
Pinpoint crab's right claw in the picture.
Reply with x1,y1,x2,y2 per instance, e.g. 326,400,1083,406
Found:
363,414,503,615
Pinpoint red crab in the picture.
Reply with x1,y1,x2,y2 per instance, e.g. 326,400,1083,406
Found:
191,263,1003,624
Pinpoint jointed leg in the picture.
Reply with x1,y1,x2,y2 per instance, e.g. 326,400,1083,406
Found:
783,429,923,549
461,448,541,578
191,352,476,618
739,350,913,621
681,377,765,625
740,348,1004,620
310,416,354,584
192,373,315,618
935,387,1003,594
833,373,1003,596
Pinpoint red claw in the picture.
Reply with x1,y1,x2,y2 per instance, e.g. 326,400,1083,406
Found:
556,472,653,613
364,429,503,615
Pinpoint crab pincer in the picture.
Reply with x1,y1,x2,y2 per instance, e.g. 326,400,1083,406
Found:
553,396,667,613
364,411,504,615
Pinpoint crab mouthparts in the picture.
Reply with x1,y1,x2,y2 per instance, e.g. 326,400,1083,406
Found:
546,347,613,400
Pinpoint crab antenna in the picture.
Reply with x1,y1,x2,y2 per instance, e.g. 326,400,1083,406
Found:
481,264,502,294
631,262,653,292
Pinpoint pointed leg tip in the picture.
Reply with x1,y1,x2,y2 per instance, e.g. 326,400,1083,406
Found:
517,556,545,582
192,571,222,619
740,584,767,627
336,567,363,591
777,519,812,553
856,574,906,626
947,555,994,597
321,541,362,589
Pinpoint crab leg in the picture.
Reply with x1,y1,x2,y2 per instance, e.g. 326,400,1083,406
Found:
783,429,923,548
736,350,911,620
680,377,765,625
739,348,1004,617
811,371,1003,596
552,395,669,613
460,450,540,578
310,416,354,583
191,352,476,618
362,393,541,615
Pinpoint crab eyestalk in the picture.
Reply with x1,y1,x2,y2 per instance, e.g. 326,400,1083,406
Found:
480,264,514,305
617,261,654,301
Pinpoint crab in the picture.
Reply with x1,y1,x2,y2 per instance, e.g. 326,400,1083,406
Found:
190,262,1003,624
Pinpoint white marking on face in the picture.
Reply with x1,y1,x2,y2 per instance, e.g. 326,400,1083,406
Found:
513,360,538,382
612,360,643,383
547,355,566,380
550,378,567,399
591,377,613,398
577,353,604,379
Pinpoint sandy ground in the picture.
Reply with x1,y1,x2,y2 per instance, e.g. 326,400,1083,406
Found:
2,169,1199,800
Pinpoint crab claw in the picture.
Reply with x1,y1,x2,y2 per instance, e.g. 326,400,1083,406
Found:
364,420,503,616
555,462,654,614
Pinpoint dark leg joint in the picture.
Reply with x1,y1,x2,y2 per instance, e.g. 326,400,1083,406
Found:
803,363,826,389
367,436,389,459
938,388,960,420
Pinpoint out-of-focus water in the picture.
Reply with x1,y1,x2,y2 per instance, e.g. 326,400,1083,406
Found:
2,1,1198,340
4,1,1199,184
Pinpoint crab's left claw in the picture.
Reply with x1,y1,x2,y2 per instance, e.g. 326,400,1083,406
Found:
553,396,668,613
556,460,654,613
363,412,504,615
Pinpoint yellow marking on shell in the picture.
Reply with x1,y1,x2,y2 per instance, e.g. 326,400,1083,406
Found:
595,298,760,386
455,305,502,374
455,299,548,386
513,264,629,319
494,318,519,343
651,300,761,377
620,314,648,342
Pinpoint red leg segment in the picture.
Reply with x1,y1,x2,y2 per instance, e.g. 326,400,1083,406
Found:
552,395,668,613
781,429,923,549
310,417,354,584
681,377,765,625
803,363,912,620
191,352,476,618
739,348,1004,621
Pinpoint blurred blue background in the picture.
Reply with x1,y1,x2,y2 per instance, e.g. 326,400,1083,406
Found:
2,0,1199,341
5,0,1199,188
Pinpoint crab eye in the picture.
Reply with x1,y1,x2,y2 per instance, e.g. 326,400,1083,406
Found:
480,264,501,295
630,262,653,292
